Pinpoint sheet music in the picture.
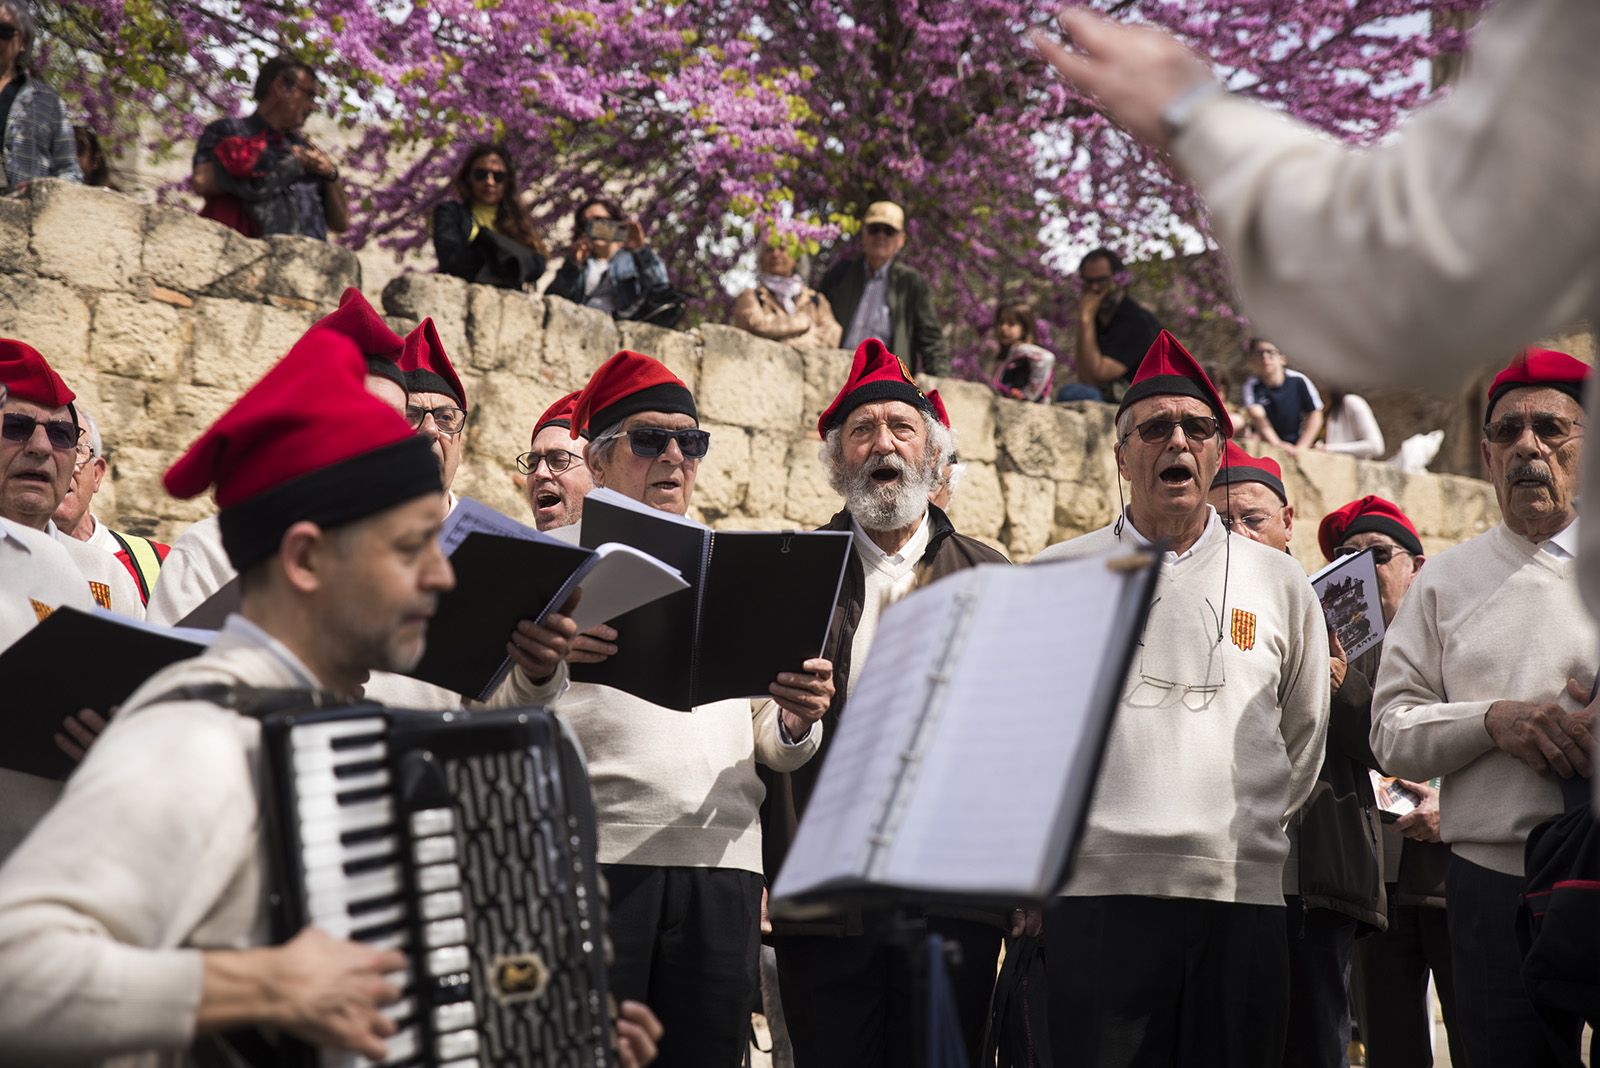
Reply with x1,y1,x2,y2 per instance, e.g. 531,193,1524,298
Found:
439,496,562,556
772,575,968,899
881,557,1132,894
565,544,688,632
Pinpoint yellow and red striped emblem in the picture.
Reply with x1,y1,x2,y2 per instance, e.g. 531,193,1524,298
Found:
87,581,111,610
1230,608,1256,652
30,598,53,623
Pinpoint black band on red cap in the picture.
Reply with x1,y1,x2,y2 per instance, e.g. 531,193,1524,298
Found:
590,381,697,438
365,356,405,390
1486,379,1586,419
404,369,464,407
535,417,591,440
1212,464,1287,505
219,436,443,572
820,379,936,435
1118,375,1226,427
1340,515,1423,557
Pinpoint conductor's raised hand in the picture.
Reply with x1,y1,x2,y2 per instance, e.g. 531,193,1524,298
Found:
269,927,405,1061
1028,7,1216,151
508,591,580,684
770,658,834,740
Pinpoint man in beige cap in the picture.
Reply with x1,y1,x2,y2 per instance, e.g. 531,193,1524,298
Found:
820,200,948,375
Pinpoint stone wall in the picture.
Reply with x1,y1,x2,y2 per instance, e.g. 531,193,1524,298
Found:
0,181,1502,572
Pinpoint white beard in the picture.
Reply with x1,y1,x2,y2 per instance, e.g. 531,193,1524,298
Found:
845,453,938,532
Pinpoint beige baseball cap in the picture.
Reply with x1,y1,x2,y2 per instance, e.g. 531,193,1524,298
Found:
861,201,905,232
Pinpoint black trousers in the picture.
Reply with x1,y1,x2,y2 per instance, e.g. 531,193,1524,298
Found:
1282,896,1357,1068
1044,895,1289,1068
1353,893,1463,1068
773,912,1002,1068
603,864,763,1068
1446,855,1580,1068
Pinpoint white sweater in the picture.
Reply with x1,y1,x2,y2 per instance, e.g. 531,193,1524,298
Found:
1371,523,1595,875
1035,512,1330,905
555,683,821,874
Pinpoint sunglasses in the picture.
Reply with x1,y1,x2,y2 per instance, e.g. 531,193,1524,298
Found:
0,25,18,41
1,412,79,451
1125,415,1219,445
621,427,710,460
471,167,507,184
1336,544,1411,566
515,449,583,475
864,223,899,237
1483,414,1583,446
405,404,468,436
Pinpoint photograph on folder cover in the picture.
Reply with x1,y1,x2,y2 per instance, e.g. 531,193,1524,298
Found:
1309,547,1385,661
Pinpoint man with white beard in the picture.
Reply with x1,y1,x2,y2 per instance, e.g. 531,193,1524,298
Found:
760,338,1009,1068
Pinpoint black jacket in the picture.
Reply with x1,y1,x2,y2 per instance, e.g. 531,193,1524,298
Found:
432,200,546,289
819,256,949,375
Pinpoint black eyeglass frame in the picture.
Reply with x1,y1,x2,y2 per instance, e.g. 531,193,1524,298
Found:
1122,415,1220,446
405,404,468,436
515,448,585,475
1,412,81,451
600,426,711,460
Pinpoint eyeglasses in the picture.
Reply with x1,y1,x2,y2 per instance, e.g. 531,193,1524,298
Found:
1124,597,1227,711
1,412,80,451
1483,414,1584,446
1220,512,1273,534
617,427,710,460
73,444,98,471
515,449,584,475
0,25,18,40
405,405,468,436
864,224,899,238
1124,415,1219,445
471,167,507,184
1336,544,1412,566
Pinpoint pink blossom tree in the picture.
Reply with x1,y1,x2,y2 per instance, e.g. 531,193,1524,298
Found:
40,0,1487,376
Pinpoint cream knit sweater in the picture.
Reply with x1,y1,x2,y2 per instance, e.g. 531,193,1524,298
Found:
1371,523,1595,876
1035,513,1330,906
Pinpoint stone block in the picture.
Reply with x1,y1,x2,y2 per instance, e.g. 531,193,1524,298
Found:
783,437,840,528
113,445,215,537
0,275,92,370
142,206,265,295
801,347,852,430
89,292,190,381
1435,474,1499,541
698,324,804,429
540,297,618,392
467,288,543,374
744,430,792,519
0,197,35,274
693,422,752,520
1053,473,1115,543
619,321,700,394
382,272,470,358
1001,472,1056,558
29,180,145,290
451,462,528,525
923,377,996,462
467,371,565,478
998,401,1090,479
947,462,1004,541
190,298,316,392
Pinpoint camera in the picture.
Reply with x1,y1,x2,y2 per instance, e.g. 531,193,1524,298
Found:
585,218,630,244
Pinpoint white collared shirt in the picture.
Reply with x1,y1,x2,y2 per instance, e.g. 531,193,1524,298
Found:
219,613,324,691
83,514,121,555
843,258,894,351
1119,506,1221,565
1544,515,1580,559
845,509,931,702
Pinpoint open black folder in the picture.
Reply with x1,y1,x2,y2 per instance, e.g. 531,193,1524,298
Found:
408,498,687,701
568,489,853,711
0,608,212,781
771,550,1159,915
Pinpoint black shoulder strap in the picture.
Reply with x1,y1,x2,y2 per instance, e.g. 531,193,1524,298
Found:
136,682,349,719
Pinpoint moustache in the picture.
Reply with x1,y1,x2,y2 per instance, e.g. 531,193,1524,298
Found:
1507,462,1555,486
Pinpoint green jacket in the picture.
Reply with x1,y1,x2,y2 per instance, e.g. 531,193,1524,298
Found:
819,256,949,375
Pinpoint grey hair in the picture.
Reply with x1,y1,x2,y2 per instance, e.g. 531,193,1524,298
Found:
820,408,957,496
1114,405,1134,442
0,0,35,71
74,401,102,457
585,427,626,470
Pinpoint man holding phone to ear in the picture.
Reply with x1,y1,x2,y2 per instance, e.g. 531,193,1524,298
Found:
545,196,683,326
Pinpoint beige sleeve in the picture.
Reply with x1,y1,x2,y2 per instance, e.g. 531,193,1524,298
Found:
481,660,570,709
1171,0,1600,391
751,697,823,772
731,287,813,342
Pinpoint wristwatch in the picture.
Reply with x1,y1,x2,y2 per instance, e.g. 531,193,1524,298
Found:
1160,81,1226,142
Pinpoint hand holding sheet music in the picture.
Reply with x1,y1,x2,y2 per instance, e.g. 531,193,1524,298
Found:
772,549,1158,911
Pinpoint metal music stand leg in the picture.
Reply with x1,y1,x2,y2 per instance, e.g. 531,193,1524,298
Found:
886,911,972,1068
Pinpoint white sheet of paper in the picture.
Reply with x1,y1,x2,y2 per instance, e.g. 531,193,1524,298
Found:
565,543,688,632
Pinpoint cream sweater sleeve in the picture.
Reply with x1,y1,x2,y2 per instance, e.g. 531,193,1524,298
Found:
1280,575,1333,819
1171,0,1600,390
751,698,823,772
1369,576,1497,781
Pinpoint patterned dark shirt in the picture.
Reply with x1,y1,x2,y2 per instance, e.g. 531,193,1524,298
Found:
1,73,83,189
193,113,328,240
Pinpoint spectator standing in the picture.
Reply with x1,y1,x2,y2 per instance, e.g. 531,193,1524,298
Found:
1318,389,1386,460
51,403,170,606
987,301,1056,402
1318,497,1464,1068
432,143,547,290
1035,331,1330,1067
1058,247,1163,403
191,56,349,239
546,197,684,327
819,201,948,375
1243,338,1324,449
732,238,842,349
1371,349,1594,1068
0,0,81,191
72,126,113,188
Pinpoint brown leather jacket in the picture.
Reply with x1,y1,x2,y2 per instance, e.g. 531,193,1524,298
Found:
761,505,1007,935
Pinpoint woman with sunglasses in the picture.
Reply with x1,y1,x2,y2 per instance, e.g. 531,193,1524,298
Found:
432,142,548,290
0,0,81,191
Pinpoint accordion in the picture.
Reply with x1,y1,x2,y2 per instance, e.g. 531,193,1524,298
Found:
255,702,613,1068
